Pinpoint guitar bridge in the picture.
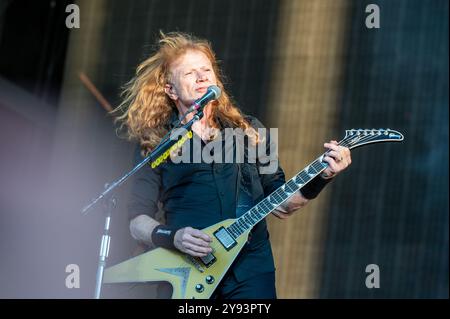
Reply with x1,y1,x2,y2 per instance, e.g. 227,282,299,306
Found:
199,251,216,268
214,227,237,251
185,255,205,273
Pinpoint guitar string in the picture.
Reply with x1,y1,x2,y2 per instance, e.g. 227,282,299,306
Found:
230,131,383,235
165,131,385,274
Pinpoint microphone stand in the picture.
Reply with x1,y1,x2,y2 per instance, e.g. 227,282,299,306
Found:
94,187,115,299
82,110,204,299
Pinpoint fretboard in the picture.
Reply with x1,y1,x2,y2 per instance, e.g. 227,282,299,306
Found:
226,155,328,239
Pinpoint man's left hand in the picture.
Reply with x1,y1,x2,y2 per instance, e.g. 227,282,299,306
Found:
321,140,352,179
272,140,351,220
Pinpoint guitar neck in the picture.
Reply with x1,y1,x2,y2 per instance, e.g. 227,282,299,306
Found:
225,128,404,240
226,155,328,240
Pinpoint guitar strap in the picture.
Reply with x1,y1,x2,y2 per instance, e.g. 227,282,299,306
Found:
235,163,255,218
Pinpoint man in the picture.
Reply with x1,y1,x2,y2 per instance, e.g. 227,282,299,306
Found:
113,32,351,298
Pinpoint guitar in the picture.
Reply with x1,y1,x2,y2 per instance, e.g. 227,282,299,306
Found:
103,128,404,298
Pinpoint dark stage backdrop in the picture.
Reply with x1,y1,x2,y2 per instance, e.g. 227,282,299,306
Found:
320,0,448,298
0,0,447,298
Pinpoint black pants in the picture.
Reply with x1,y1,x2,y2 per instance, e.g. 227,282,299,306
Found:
157,270,277,299
211,270,277,299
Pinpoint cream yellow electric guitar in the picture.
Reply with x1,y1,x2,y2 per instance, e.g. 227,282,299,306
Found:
103,129,403,298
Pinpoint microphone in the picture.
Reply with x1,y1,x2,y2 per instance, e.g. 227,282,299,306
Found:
186,85,221,113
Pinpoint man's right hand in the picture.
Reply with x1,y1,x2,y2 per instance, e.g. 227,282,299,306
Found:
174,227,213,257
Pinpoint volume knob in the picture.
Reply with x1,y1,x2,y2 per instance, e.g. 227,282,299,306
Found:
205,275,215,284
195,284,204,293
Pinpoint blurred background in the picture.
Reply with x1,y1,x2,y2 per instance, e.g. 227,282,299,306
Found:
0,0,447,298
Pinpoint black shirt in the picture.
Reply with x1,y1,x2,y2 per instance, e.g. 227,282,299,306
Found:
127,114,286,281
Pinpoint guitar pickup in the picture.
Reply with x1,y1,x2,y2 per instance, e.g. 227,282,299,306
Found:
214,227,237,251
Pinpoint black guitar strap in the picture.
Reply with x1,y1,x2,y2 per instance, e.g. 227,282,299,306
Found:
235,170,254,218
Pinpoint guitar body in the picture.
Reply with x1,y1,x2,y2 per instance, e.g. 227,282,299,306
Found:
103,128,404,299
103,218,250,299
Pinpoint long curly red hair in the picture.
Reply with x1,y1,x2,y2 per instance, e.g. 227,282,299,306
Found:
112,31,259,155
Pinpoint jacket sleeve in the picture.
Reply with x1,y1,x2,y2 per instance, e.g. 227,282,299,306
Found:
127,145,161,221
